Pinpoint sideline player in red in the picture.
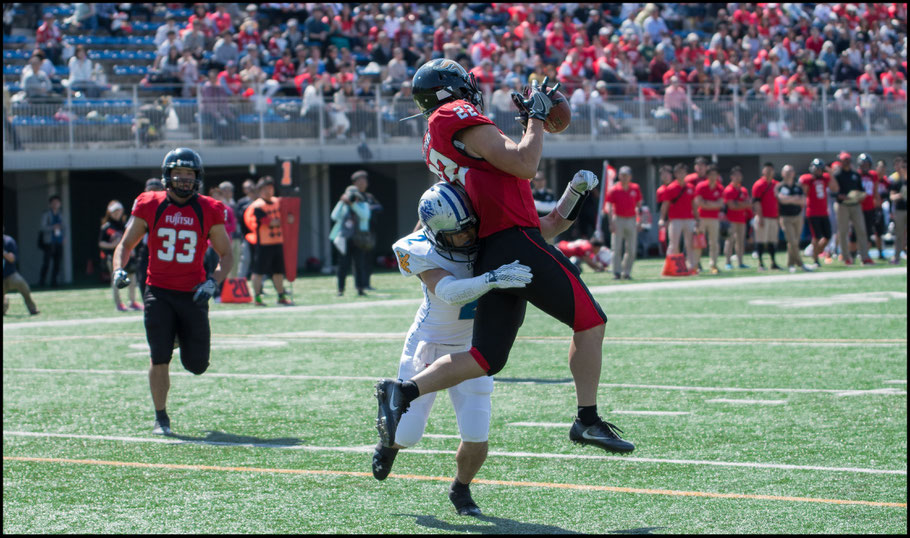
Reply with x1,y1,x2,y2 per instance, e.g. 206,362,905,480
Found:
376,59,633,460
799,158,838,266
112,148,234,435
857,153,885,259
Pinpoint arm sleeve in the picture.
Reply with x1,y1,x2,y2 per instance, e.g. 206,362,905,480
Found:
433,274,494,306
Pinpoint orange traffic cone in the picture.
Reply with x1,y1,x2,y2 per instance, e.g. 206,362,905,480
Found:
221,277,253,303
661,253,690,277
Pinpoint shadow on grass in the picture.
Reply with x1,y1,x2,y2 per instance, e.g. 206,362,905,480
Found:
168,430,303,447
395,513,580,534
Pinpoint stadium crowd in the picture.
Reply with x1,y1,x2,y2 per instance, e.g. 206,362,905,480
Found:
5,3,907,140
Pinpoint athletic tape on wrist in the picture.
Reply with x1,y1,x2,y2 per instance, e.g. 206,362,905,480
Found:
556,185,588,220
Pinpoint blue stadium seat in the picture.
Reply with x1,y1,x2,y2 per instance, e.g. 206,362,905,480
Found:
3,50,31,60
168,8,193,18
112,65,149,76
11,116,67,127
54,66,69,76
5,83,22,93
3,35,32,44
4,65,24,75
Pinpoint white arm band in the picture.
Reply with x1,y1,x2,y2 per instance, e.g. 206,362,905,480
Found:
556,184,586,220
433,274,493,306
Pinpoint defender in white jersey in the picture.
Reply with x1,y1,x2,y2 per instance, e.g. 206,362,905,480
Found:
372,182,532,517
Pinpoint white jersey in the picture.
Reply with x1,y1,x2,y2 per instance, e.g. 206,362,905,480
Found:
392,230,476,352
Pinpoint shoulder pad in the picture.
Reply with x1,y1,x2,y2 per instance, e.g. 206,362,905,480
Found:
392,231,438,277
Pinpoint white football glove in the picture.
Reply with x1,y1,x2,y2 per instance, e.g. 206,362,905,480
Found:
113,269,130,289
484,260,533,289
569,170,599,193
192,278,218,305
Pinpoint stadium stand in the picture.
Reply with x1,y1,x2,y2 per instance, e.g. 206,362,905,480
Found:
2,3,906,150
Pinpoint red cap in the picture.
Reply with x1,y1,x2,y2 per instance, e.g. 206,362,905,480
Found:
838,151,852,161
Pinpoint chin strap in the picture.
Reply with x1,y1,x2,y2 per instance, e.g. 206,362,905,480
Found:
556,184,588,220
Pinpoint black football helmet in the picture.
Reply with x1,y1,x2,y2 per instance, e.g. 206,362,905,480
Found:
809,158,826,175
161,147,204,198
857,153,873,168
411,59,484,119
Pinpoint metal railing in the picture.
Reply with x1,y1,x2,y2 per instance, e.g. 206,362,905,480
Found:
4,83,907,151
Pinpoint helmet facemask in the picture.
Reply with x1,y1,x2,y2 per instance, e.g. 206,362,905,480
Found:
418,183,479,262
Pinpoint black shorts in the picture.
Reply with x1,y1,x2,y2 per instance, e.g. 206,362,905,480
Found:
850,209,881,242
470,227,607,376
143,285,210,374
807,216,832,240
252,243,285,276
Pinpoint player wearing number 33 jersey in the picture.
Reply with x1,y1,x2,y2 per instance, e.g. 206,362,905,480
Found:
113,147,234,437
131,189,226,291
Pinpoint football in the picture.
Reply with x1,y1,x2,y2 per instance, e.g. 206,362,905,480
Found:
544,91,571,133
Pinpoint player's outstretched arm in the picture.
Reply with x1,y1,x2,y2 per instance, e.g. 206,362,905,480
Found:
457,119,545,180
207,223,234,285
418,261,532,306
540,170,599,241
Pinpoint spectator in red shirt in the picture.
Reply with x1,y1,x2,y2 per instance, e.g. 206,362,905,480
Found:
805,26,824,56
557,50,586,95
235,19,261,52
663,163,698,272
694,164,726,274
685,156,709,187
272,48,296,93
188,4,215,41
208,3,233,35
655,164,673,255
752,162,783,271
217,62,243,96
881,62,907,100
723,166,751,269
544,21,568,63
36,13,64,65
649,43,669,84
605,166,643,280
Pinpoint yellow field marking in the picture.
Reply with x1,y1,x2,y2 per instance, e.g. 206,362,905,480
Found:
3,456,905,508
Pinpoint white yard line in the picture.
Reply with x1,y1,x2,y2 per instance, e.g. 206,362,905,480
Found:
3,430,904,476
615,313,904,319
3,368,906,396
587,267,906,294
5,267,904,331
883,380,907,384
706,398,787,405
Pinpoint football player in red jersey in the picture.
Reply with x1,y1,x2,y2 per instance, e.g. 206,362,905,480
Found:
376,59,633,465
799,158,838,266
112,148,234,435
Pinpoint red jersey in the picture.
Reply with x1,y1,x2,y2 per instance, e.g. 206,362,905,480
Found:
131,191,226,292
799,172,831,217
752,177,780,218
656,184,668,203
664,180,696,220
695,179,724,219
423,99,539,238
605,182,642,218
723,184,750,223
859,169,879,211
557,239,594,259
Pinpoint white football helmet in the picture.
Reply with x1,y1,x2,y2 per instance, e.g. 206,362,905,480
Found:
418,182,478,261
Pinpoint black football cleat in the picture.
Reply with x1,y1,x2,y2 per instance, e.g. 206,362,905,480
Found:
374,379,409,448
449,482,482,516
569,417,635,453
372,442,399,481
